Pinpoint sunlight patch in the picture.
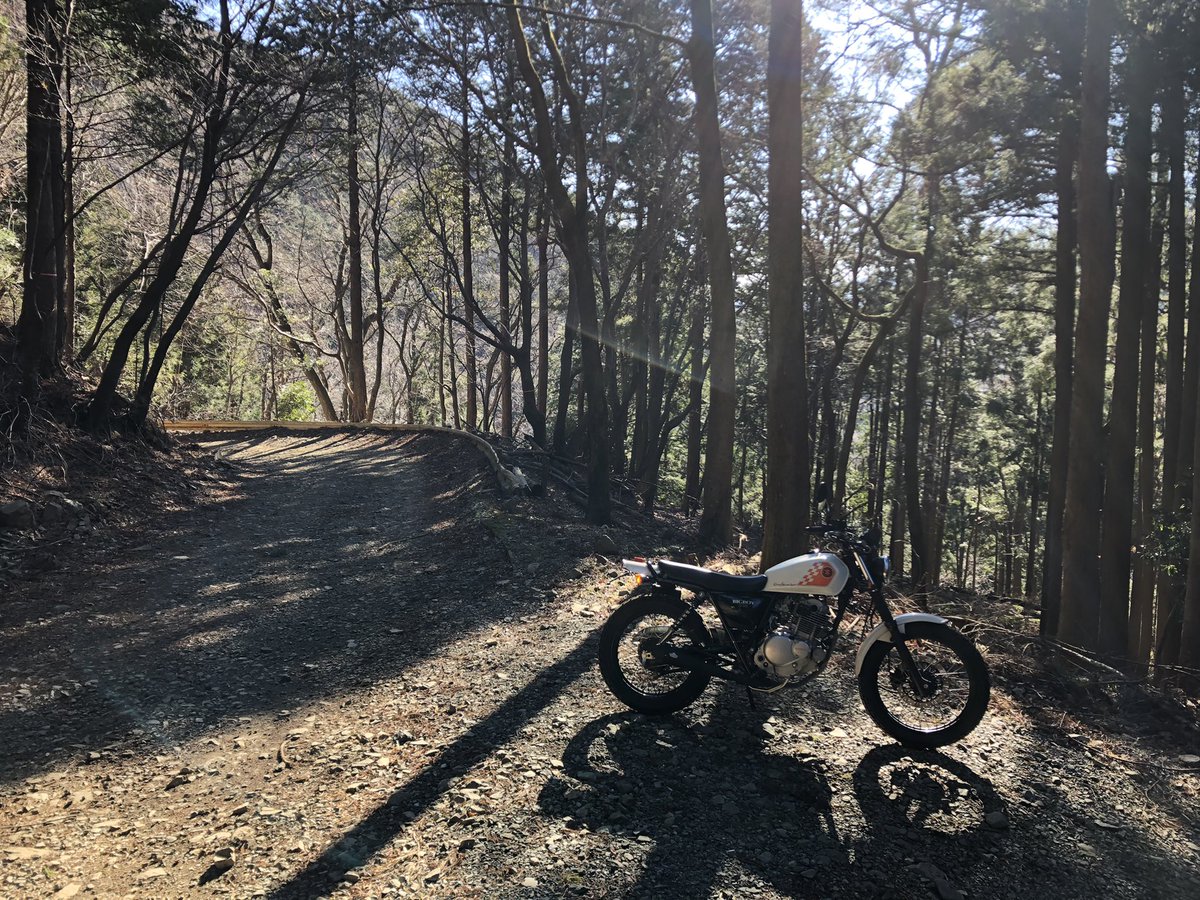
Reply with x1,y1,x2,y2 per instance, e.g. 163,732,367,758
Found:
173,625,240,650
198,581,243,597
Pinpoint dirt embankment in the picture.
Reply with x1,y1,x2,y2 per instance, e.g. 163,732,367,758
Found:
0,370,214,589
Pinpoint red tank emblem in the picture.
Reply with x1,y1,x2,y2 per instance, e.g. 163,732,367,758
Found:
795,562,835,587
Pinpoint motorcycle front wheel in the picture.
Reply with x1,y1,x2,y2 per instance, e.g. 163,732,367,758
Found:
598,594,712,714
857,621,990,749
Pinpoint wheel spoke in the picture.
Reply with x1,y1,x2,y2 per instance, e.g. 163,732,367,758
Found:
875,636,973,733
616,612,697,697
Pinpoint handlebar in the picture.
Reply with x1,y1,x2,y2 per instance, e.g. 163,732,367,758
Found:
806,521,882,553
804,522,848,534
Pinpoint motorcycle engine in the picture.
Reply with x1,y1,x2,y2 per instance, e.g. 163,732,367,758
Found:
754,596,831,680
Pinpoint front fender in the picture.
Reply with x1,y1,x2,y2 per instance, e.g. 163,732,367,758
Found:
854,612,949,675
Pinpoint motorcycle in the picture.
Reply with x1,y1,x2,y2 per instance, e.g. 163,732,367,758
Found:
597,487,990,749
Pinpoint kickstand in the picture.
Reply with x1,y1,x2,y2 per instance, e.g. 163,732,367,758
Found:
745,687,757,710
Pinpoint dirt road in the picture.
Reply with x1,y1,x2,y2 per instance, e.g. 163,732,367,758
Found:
2,432,1198,899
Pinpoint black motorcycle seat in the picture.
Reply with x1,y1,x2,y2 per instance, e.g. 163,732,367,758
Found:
652,560,768,594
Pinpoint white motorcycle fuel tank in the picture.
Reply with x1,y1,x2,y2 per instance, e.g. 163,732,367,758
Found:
764,552,850,596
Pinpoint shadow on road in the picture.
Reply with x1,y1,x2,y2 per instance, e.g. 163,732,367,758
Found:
539,694,838,898
269,630,601,898
527,707,1200,899
0,431,581,785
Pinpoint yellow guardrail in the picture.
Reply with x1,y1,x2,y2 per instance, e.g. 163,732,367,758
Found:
164,420,528,492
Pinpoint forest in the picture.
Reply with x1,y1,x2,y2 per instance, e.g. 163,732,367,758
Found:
2,0,1200,678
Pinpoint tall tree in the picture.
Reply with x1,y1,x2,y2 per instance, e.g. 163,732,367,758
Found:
1041,10,1084,637
1058,0,1116,651
17,0,65,383
1180,388,1200,674
1128,196,1159,669
1097,32,1154,657
1156,40,1192,666
1179,130,1200,514
343,0,369,423
688,0,737,546
761,0,811,567
459,48,478,430
506,2,610,524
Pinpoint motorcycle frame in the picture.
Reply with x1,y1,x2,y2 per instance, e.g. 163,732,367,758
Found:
643,546,931,696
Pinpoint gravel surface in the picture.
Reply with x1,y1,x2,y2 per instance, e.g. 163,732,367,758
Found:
2,431,1199,899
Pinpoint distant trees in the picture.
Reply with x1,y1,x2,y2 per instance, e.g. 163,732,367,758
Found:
83,0,318,430
505,2,611,523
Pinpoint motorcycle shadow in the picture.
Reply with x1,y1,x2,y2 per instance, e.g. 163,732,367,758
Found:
842,745,1009,897
537,687,841,897
537,693,1003,898
851,743,1004,833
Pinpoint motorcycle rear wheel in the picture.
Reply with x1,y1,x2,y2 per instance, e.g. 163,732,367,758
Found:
598,594,711,714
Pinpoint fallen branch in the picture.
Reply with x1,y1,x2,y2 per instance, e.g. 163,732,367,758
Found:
1061,732,1200,775
984,593,1043,614
956,617,1133,682
543,467,588,508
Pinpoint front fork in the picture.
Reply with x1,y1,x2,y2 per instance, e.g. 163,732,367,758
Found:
870,588,931,699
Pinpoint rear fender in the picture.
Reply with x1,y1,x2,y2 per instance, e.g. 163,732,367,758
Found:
622,558,652,578
854,612,948,675
617,578,680,606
